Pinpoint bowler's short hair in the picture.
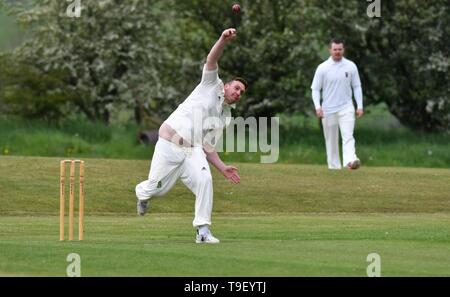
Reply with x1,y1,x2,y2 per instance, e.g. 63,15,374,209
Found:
231,77,248,90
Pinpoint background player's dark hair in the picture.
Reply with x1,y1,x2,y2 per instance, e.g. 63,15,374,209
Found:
329,38,345,48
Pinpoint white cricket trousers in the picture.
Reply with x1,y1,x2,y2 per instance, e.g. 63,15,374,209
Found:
135,138,213,227
321,104,358,169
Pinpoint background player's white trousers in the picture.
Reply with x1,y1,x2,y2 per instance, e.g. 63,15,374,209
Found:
135,138,213,227
321,104,358,169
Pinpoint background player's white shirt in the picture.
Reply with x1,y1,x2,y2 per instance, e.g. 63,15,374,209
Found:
165,65,235,147
311,57,362,115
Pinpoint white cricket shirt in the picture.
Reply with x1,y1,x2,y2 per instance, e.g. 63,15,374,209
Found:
164,65,235,148
311,57,363,114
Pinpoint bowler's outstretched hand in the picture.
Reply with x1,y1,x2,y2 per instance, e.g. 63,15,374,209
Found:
222,165,240,184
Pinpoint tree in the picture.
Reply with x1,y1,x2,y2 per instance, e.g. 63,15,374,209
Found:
171,0,321,118
160,0,450,132
1,0,169,124
312,0,449,132
1,0,448,131
172,0,449,132
0,52,79,121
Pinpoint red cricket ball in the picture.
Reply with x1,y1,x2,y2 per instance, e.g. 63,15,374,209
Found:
232,3,241,14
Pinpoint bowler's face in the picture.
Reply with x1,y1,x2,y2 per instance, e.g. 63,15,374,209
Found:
224,81,246,104
330,43,345,61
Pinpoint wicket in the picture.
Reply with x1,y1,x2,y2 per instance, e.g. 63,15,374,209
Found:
60,160,85,241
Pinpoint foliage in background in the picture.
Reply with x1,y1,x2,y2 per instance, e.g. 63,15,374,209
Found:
312,0,450,132
0,0,448,131
170,0,322,119
0,10,25,51
0,53,80,121
0,0,170,124
143,0,450,131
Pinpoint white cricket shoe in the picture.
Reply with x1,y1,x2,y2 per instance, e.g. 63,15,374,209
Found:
196,230,220,244
347,159,361,170
136,199,150,216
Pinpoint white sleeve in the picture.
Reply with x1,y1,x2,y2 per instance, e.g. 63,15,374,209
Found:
351,64,362,88
354,86,363,109
201,64,219,86
351,65,363,109
311,67,323,109
312,90,321,109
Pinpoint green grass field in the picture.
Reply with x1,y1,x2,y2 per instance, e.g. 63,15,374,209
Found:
1,156,449,276
1,104,449,168
1,4,449,280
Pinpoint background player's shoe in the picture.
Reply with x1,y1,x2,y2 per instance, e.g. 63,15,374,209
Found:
347,159,361,170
